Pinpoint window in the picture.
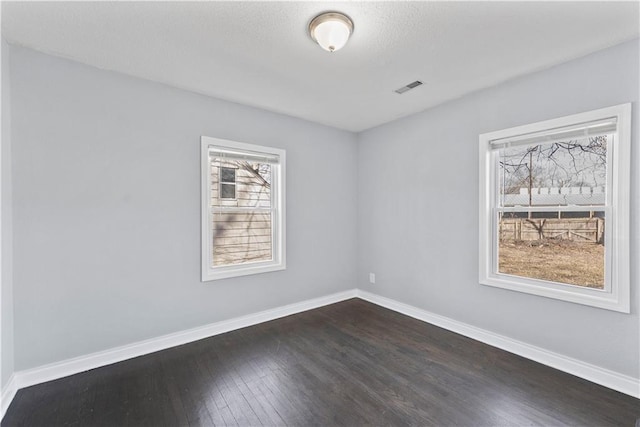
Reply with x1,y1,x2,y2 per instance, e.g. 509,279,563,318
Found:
201,136,286,281
479,104,631,312
219,167,237,200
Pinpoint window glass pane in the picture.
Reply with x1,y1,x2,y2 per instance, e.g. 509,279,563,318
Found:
220,167,236,183
220,183,236,199
498,135,608,207
235,161,271,208
212,212,273,266
209,156,275,268
497,211,605,289
211,159,271,207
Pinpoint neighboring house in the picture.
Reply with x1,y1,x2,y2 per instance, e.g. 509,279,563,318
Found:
502,186,605,207
210,158,272,266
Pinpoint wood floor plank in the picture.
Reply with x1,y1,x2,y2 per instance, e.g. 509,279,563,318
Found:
3,299,639,426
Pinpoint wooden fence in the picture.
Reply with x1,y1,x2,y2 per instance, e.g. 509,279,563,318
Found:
499,217,604,243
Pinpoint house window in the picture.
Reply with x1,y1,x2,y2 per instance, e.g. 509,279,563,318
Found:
478,104,631,312
219,167,237,200
201,136,286,281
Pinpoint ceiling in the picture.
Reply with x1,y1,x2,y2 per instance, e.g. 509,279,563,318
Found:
2,1,639,132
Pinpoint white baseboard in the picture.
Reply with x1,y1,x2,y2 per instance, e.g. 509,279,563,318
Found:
0,374,17,420
0,289,358,420
2,287,637,422
356,289,640,399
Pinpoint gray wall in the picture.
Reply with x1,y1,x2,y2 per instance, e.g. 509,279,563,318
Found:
10,45,358,370
357,39,640,377
1,38,14,390
6,38,639,381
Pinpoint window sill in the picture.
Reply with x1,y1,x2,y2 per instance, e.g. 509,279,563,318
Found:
480,274,629,313
202,262,286,281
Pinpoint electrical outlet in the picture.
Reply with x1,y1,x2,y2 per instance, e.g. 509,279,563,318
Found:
369,273,376,284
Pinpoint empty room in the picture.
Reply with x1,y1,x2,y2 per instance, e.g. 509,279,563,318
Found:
1,1,639,425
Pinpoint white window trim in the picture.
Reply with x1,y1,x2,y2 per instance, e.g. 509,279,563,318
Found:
478,104,631,313
201,136,286,281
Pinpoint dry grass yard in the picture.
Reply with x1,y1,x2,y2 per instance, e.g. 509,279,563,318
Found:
498,240,605,288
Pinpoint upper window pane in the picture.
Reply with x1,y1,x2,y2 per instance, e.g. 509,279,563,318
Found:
220,166,236,183
498,135,609,207
211,159,271,208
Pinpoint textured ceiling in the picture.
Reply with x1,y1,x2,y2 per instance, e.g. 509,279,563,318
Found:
2,1,639,132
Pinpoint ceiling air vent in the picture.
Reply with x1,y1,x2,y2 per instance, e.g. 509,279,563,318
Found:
394,80,423,94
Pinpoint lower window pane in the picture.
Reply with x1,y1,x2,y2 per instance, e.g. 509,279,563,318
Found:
212,211,272,266
497,212,605,289
220,183,236,199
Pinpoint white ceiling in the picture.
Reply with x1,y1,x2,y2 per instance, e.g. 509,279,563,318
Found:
2,1,639,132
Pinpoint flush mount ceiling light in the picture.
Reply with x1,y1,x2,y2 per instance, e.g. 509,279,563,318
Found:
308,12,354,52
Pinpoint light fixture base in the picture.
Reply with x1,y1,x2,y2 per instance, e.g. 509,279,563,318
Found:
309,12,354,52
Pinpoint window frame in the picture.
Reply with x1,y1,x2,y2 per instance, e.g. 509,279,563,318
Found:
478,104,631,313
201,136,286,281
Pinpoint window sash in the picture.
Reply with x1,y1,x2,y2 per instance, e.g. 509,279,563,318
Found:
492,136,612,207
209,163,280,268
490,128,613,291
490,207,611,292
209,208,278,267
494,142,613,215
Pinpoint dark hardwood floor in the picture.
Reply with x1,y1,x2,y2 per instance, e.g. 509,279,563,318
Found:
3,299,640,426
